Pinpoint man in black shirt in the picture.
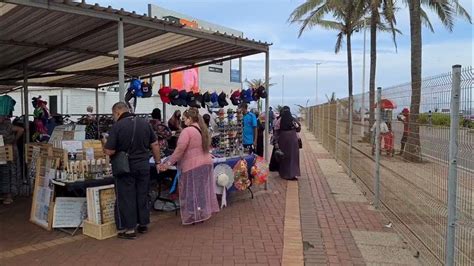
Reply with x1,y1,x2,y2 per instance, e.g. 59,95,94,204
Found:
104,102,161,239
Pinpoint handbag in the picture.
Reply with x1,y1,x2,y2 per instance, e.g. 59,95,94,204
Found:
111,117,137,176
298,138,303,149
274,146,285,162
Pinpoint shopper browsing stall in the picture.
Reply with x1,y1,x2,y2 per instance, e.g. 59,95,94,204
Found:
159,108,219,225
240,103,257,153
0,116,24,205
149,108,172,157
103,102,161,239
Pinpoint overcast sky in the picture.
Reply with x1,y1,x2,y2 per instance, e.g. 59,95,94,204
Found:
95,0,472,110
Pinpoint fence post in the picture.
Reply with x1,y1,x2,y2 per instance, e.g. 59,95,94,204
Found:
446,65,461,266
328,104,331,150
335,100,339,161
374,87,382,209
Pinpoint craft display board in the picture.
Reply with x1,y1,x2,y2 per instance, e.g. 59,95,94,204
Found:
99,188,115,224
52,197,87,228
27,146,41,183
30,160,56,230
86,184,115,225
26,143,53,163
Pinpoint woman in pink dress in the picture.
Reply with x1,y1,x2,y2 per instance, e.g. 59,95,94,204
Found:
160,108,219,225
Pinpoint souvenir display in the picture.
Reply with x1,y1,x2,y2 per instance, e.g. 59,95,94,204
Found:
251,156,269,185
212,110,243,157
233,159,251,191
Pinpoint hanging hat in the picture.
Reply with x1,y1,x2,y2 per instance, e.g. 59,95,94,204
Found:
158,86,172,104
211,92,220,108
251,156,269,185
178,90,188,107
169,89,180,105
218,92,229,108
230,90,242,106
203,92,211,103
252,88,260,101
214,164,234,193
210,92,219,104
242,88,253,103
214,164,234,208
257,85,267,99
188,91,202,108
194,93,204,108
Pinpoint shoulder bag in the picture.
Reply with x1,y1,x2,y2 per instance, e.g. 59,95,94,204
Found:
111,117,137,176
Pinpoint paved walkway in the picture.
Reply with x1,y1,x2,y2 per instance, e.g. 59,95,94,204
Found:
0,128,420,266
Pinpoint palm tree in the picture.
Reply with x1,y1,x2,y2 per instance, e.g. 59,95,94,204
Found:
367,0,399,130
289,0,368,167
404,0,471,162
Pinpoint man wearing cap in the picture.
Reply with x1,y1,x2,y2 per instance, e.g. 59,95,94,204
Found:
240,103,257,153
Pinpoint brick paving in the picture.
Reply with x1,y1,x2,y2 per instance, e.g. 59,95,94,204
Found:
0,176,287,266
0,128,418,266
299,130,395,266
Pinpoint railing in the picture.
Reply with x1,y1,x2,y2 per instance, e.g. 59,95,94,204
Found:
305,66,473,265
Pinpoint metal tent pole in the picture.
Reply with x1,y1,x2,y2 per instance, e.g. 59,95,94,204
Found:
264,51,270,190
239,57,243,90
445,65,462,266
95,88,99,138
118,18,125,102
161,75,166,121
23,63,29,144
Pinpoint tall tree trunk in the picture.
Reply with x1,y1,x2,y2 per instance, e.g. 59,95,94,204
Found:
369,7,378,131
406,0,422,162
347,33,354,176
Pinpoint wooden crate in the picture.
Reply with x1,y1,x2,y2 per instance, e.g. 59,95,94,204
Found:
83,220,117,240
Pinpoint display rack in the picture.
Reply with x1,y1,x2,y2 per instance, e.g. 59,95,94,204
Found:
213,119,243,157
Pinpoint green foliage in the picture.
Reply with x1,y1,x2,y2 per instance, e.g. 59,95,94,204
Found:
418,113,473,128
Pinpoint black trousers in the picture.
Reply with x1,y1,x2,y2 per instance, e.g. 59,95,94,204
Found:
114,168,150,230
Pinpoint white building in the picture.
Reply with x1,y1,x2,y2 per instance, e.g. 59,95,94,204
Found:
6,4,245,120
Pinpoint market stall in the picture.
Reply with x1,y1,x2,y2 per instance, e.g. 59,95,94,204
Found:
0,0,271,240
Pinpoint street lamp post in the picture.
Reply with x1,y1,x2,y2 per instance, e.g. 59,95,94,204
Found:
316,62,322,105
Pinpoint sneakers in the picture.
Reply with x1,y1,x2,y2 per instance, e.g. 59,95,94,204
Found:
137,225,148,234
117,231,137,240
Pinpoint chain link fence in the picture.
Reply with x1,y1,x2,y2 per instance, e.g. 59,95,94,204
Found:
305,66,473,265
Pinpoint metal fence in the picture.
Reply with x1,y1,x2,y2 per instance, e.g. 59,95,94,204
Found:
305,66,473,265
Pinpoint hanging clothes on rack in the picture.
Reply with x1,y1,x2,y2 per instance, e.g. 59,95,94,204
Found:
0,95,16,117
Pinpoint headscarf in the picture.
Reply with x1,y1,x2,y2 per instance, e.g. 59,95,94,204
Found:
279,106,295,131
